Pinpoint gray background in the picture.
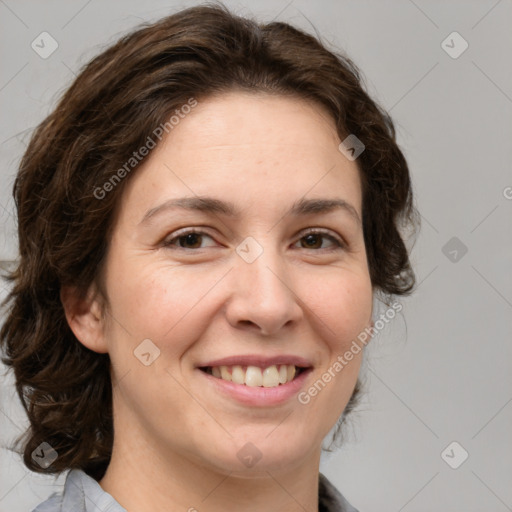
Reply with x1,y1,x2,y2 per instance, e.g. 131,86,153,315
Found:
1,1,511,511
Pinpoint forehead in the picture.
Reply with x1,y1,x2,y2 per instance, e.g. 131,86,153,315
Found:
116,91,363,225
170,91,341,151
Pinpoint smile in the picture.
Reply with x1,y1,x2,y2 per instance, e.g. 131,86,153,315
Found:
196,364,313,407
199,364,307,387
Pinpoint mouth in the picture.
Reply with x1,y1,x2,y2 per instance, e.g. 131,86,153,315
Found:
198,364,309,388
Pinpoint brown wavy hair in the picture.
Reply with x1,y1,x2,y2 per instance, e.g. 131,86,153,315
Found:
0,2,419,481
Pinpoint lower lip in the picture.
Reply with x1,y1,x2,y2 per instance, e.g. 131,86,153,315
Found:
196,368,313,407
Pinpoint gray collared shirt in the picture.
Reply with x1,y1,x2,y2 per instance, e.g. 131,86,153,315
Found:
31,468,359,512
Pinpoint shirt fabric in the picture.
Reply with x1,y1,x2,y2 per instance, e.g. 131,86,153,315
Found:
31,468,359,512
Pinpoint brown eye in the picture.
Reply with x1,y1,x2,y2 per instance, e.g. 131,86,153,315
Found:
301,234,324,249
296,230,345,251
177,233,203,249
163,230,216,250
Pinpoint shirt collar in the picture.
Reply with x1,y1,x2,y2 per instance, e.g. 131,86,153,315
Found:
61,469,127,511
319,472,360,512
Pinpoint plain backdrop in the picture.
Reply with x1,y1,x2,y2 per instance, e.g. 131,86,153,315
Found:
1,1,511,511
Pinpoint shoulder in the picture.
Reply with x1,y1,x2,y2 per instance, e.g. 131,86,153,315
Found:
30,468,126,512
319,472,360,512
31,492,62,512
30,469,79,512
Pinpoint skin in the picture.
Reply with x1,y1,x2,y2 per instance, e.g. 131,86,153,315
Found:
62,91,374,512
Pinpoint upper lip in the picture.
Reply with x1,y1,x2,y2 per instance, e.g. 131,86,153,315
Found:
197,354,314,369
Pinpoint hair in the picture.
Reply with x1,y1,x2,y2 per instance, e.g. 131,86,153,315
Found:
0,2,419,481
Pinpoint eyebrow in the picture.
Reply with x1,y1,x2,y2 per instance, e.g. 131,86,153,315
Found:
139,195,361,226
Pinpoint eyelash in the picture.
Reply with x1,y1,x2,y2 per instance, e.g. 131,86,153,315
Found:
162,228,346,252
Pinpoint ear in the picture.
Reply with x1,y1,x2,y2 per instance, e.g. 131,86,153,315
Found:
60,283,109,354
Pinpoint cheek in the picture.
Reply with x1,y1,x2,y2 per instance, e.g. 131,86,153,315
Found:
300,268,373,350
104,257,224,351
292,271,371,435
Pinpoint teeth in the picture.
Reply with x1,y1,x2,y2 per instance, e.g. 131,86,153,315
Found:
220,366,231,381
245,366,263,387
209,364,300,387
278,364,288,384
231,365,245,385
262,365,279,387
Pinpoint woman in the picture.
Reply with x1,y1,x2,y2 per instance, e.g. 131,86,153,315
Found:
0,4,418,511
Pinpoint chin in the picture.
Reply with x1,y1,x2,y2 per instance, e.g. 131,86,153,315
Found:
198,428,317,476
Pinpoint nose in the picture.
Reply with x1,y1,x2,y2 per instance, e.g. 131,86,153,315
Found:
224,240,303,336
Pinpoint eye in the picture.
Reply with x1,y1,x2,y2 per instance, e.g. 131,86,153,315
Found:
162,227,346,252
295,229,346,251
163,229,217,250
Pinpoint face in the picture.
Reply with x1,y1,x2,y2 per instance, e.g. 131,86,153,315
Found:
73,91,374,476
